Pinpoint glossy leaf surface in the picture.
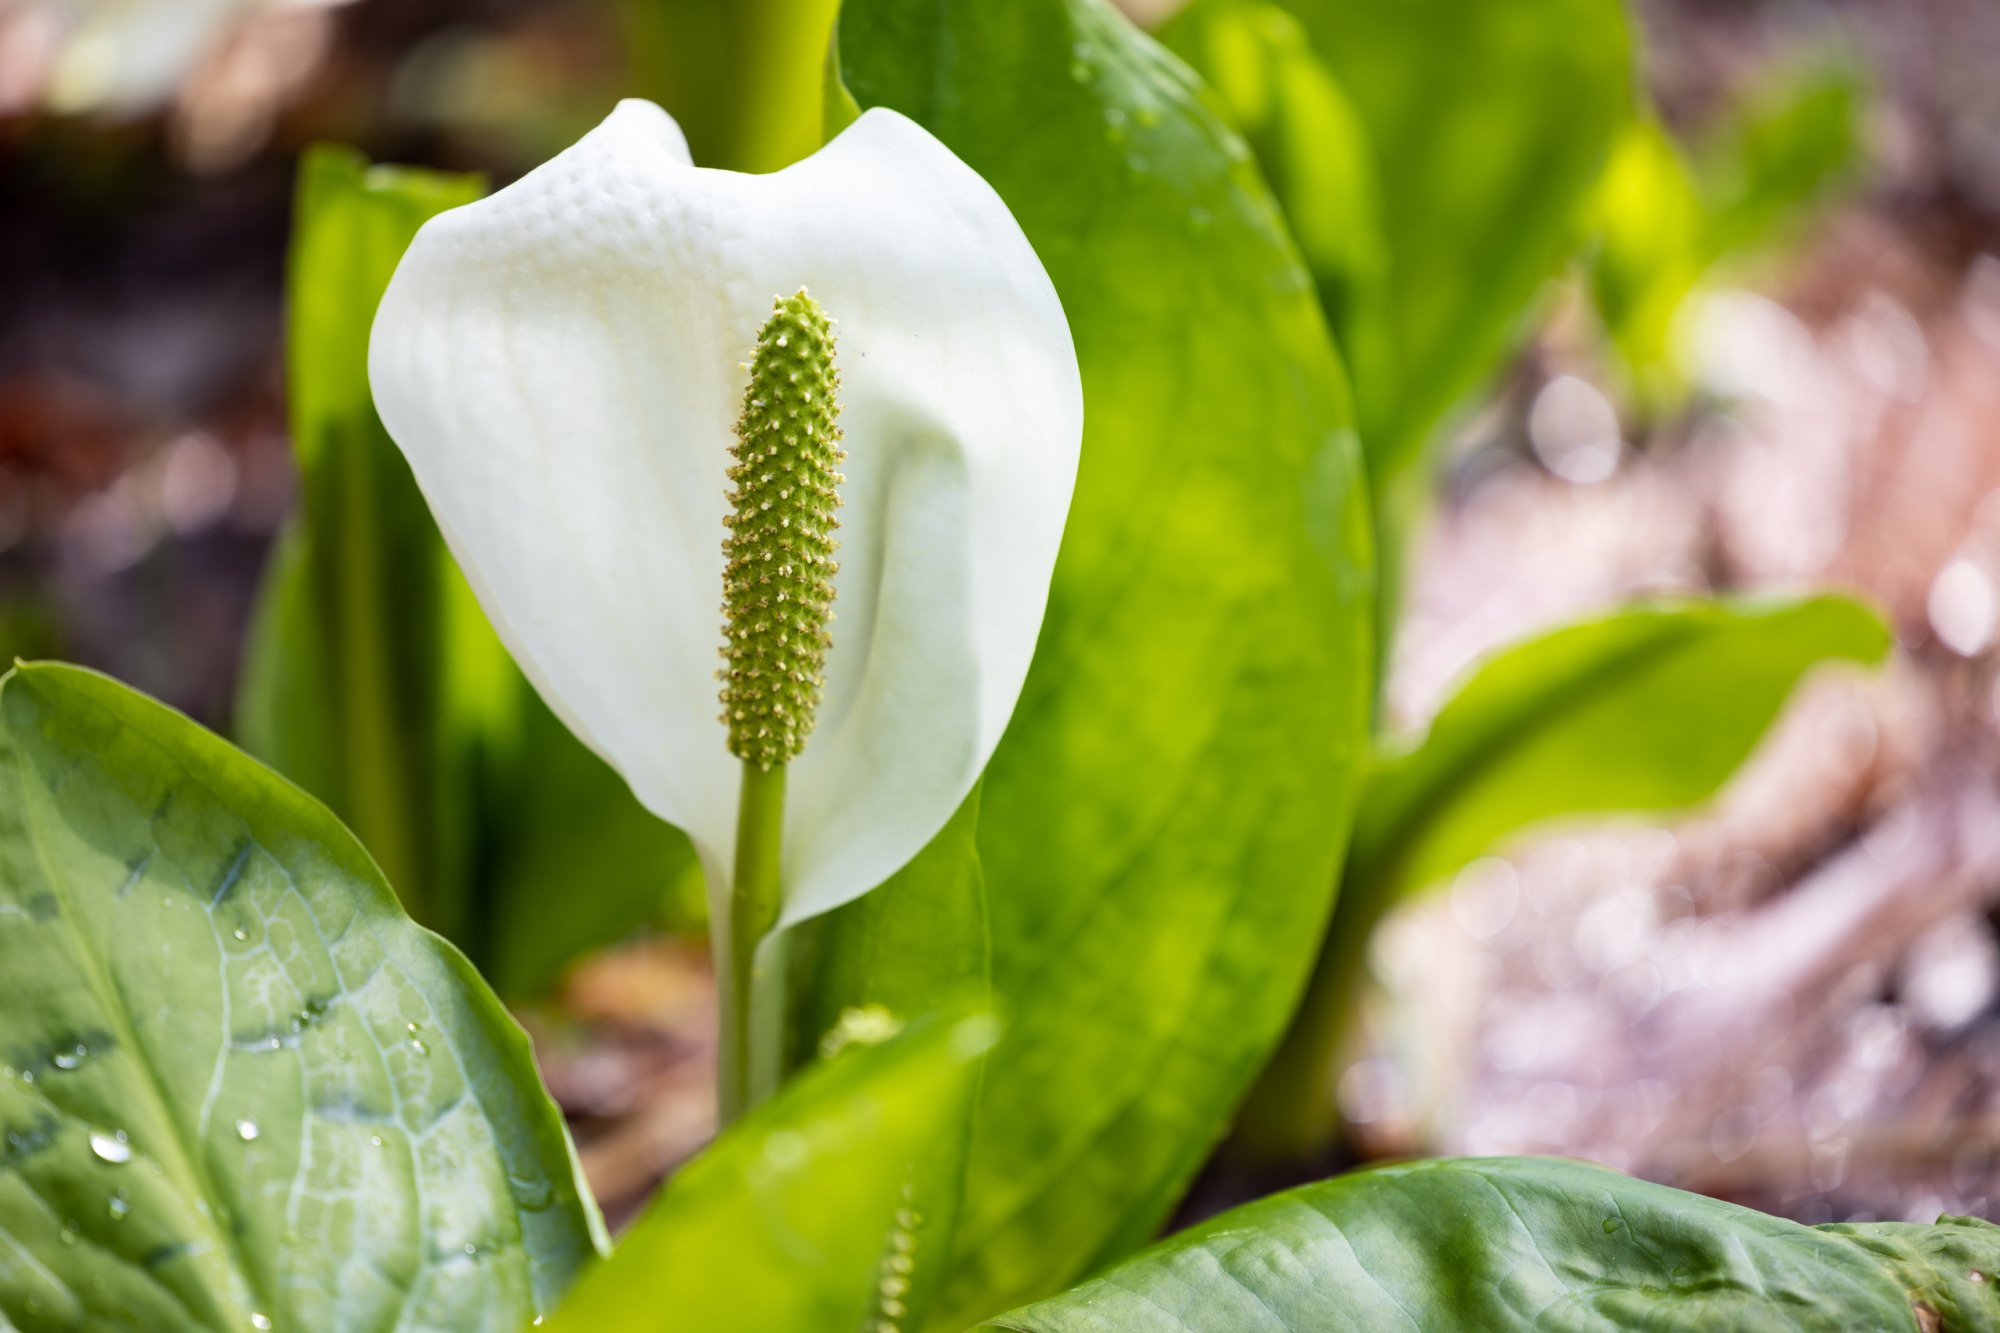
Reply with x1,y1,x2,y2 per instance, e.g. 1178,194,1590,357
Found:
839,0,1374,1322
0,663,600,1332
990,1157,1990,1332
543,1009,996,1333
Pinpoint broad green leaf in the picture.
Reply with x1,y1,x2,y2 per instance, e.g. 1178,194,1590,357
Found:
1824,1215,2000,1332
543,1008,997,1333
1159,0,1629,677
1156,0,1392,407
0,662,601,1332
1240,595,1891,1157
1260,0,1632,479
838,0,1374,1323
239,143,698,991
782,785,990,1330
988,1156,1988,1332
1352,595,1889,899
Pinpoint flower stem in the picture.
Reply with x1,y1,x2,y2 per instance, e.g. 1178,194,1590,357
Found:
723,759,786,1125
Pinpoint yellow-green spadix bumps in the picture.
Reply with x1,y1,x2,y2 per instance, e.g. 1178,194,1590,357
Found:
718,290,846,769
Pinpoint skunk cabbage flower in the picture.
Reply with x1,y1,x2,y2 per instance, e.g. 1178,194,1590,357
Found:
368,99,1081,932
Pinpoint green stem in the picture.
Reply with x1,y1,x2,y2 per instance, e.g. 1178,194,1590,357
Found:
1232,850,1393,1159
722,760,786,1126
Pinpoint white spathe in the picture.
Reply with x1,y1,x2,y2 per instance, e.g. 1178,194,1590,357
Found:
369,98,1081,932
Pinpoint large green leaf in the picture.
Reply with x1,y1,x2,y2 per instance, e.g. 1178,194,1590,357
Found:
989,1156,1993,1332
1156,0,1391,408
543,1008,997,1333
838,0,1375,1323
238,143,698,992
1241,595,1892,1156
0,662,601,1332
1350,596,1889,899
783,786,990,1329
1159,0,1630,679
1266,0,1631,478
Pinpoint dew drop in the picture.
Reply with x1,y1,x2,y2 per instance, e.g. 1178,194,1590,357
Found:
235,1119,259,1141
53,1044,86,1070
58,1221,77,1245
410,1039,428,1056
370,1135,383,1147
251,1315,272,1330
232,928,247,942
1602,1218,1621,1233
108,1190,130,1221
89,1131,132,1163
20,1069,31,1082
464,1242,478,1257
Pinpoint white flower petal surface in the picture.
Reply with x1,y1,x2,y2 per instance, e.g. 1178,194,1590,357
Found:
369,99,1081,928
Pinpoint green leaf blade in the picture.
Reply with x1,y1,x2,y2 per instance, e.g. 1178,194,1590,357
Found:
1298,0,1632,474
1356,594,1892,897
543,1008,996,1333
1240,594,1891,1159
0,662,600,1332
839,0,1375,1321
990,1157,1935,1333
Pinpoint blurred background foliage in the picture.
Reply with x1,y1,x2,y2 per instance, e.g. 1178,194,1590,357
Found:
7,0,2000,1262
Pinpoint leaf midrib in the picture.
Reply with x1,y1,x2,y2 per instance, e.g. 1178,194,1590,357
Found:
17,685,278,1328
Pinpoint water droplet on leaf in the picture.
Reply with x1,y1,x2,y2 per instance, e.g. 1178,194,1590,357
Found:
233,928,247,941
108,1191,130,1221
89,1131,131,1163
235,1119,259,1141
